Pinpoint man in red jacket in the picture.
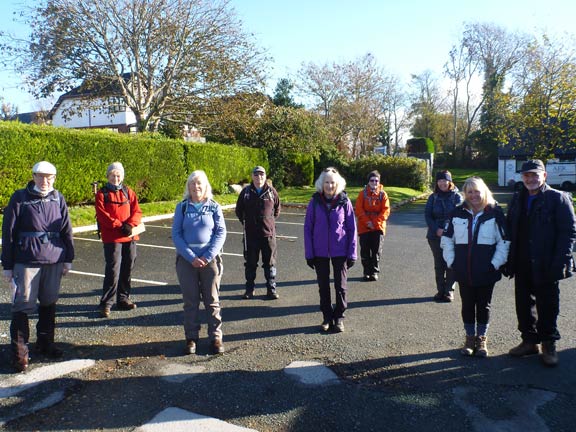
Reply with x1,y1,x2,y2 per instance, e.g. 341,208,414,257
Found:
95,162,142,318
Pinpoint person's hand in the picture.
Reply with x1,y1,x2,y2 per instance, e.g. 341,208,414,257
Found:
346,259,356,269
306,258,315,269
366,221,374,230
3,270,13,283
121,223,133,236
192,257,207,268
436,228,444,237
62,263,72,276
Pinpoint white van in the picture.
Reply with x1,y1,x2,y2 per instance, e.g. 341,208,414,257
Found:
499,159,576,190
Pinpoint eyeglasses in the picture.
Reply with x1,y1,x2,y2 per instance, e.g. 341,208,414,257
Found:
34,174,56,181
253,172,265,176
369,179,379,183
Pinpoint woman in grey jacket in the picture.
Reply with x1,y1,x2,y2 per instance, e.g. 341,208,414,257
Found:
441,177,509,358
425,170,463,302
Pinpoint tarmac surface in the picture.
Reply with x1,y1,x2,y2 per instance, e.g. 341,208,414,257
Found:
1,193,576,431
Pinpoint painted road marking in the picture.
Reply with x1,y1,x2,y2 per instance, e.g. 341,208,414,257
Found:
69,270,169,286
134,407,258,432
284,361,340,386
0,359,96,399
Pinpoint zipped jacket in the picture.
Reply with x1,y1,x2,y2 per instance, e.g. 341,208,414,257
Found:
355,185,390,236
441,203,509,286
95,184,142,243
1,181,74,269
506,183,576,283
425,189,463,240
235,183,280,238
172,198,227,264
304,192,357,260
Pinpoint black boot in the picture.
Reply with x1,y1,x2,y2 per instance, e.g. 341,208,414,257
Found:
36,304,63,358
264,266,279,299
10,312,30,372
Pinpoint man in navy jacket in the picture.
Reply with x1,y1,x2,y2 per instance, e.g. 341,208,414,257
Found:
506,159,576,367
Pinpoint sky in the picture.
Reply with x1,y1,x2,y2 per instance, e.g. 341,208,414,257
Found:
1,0,575,113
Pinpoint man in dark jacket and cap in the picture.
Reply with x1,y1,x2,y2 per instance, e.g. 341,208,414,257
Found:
235,166,281,299
2,161,75,372
506,159,576,367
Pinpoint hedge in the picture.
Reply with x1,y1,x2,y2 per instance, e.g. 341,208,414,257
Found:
0,122,267,207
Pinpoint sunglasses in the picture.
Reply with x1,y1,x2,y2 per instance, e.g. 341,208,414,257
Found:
369,179,379,183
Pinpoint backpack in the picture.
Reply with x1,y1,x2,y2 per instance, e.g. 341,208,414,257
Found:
95,184,130,238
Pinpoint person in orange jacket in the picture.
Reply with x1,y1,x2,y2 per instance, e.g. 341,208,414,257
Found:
355,170,390,281
95,162,142,318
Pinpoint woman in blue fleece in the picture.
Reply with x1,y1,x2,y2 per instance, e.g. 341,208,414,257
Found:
172,170,227,355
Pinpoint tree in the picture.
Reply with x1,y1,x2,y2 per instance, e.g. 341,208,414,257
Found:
1,0,268,132
0,100,18,120
272,78,302,108
409,70,447,144
462,22,528,163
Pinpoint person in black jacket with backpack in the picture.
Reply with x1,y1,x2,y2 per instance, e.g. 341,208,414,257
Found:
235,166,281,299
506,159,576,367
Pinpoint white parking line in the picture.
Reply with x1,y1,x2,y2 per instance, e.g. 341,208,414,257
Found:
135,407,258,432
72,237,244,257
138,226,298,240
69,270,169,286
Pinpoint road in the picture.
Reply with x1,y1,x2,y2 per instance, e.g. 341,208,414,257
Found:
1,196,575,432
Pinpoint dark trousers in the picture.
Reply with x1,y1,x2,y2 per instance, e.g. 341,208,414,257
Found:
458,282,495,326
314,257,348,323
514,269,560,343
100,241,137,306
244,236,277,290
359,231,382,276
427,238,456,294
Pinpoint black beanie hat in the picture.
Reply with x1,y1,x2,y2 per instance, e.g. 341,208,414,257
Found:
436,171,452,182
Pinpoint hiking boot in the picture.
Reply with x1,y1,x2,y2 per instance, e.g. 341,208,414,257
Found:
36,340,64,358
117,300,137,310
370,274,379,281
461,335,475,356
320,320,331,332
541,341,558,367
363,275,371,282
98,305,111,318
443,292,454,302
267,288,279,300
334,320,345,333
185,339,197,355
211,339,225,354
242,290,254,299
433,292,444,302
509,341,540,357
475,336,488,358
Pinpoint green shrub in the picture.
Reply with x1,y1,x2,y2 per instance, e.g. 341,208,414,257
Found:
350,155,428,190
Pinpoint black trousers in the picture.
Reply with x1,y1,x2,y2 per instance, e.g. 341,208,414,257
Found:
244,236,277,290
359,231,382,276
100,241,137,306
427,238,456,294
514,269,560,343
314,256,348,323
458,282,495,326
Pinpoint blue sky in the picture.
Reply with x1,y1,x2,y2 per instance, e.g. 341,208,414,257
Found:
1,0,575,112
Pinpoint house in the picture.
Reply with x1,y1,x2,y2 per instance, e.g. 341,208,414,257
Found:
49,73,138,133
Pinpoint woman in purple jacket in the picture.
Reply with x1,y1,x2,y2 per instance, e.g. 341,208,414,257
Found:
304,167,357,333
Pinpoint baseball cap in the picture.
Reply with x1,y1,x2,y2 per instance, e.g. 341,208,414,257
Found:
253,166,266,175
520,159,545,173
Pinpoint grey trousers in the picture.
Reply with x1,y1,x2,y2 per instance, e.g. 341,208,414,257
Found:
11,263,63,314
175,255,223,341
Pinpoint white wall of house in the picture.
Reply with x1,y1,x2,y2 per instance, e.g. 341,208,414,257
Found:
52,97,137,130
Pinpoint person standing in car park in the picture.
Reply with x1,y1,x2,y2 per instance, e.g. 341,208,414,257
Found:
506,159,576,367
235,166,281,300
2,161,75,372
355,170,390,282
95,162,142,318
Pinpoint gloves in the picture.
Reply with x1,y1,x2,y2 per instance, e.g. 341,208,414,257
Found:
121,223,133,236
62,263,72,276
346,259,356,269
306,258,315,269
